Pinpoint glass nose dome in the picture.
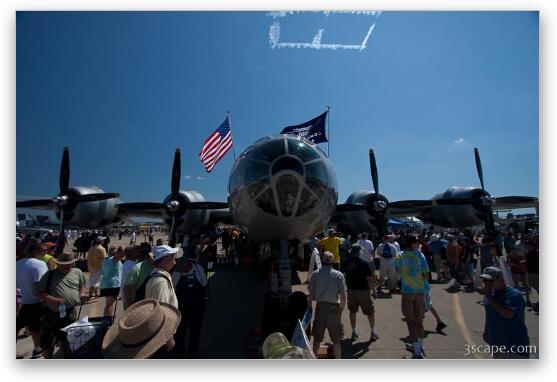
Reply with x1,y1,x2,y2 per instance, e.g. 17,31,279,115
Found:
229,135,332,218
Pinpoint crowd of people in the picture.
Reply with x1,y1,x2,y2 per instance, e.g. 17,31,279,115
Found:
306,226,539,359
16,229,209,359
16,222,539,359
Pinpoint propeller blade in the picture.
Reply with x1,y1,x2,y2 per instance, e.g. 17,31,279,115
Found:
56,209,66,254
74,193,120,202
16,199,54,208
168,215,177,247
485,212,496,235
388,200,434,209
335,203,367,212
188,201,229,210
474,147,485,191
171,148,181,197
369,149,379,195
60,147,70,195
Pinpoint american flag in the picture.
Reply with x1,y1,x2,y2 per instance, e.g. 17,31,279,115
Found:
199,116,233,172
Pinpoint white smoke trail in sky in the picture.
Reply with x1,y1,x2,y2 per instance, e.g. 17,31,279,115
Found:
269,22,376,51
267,11,382,19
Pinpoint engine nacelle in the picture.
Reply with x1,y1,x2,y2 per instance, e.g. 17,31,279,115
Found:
338,190,390,236
417,186,489,228
55,186,120,228
162,190,210,236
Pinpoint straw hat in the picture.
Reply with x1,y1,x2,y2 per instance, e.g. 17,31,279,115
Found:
102,299,181,359
55,253,79,265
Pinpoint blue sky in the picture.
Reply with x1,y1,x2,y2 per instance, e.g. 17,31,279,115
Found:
16,11,538,213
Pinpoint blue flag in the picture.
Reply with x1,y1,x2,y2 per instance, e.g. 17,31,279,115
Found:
281,111,328,144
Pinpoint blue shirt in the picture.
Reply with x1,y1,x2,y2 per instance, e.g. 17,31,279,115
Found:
394,250,429,294
428,240,445,254
484,287,529,354
100,257,123,289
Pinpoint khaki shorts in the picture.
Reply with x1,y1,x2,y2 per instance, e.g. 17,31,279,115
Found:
401,293,425,321
313,302,343,344
347,289,375,315
89,271,102,288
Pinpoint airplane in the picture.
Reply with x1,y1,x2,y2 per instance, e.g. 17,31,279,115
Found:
17,139,539,253
334,148,539,238
16,213,56,235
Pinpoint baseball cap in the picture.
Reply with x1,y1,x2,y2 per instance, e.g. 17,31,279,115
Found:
152,245,179,262
327,229,335,235
480,266,503,281
322,251,334,264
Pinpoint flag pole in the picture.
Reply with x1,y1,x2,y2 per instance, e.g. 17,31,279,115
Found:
326,106,330,157
227,110,237,160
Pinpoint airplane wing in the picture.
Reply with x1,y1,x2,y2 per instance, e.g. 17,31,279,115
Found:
17,198,55,209
334,200,433,219
208,208,234,225
492,196,539,211
116,202,165,219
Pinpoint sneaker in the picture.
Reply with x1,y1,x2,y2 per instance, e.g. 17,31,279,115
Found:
436,322,447,332
351,330,359,341
31,349,43,359
370,332,379,342
412,353,424,359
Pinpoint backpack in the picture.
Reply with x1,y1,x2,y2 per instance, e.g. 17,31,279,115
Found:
382,244,393,259
133,272,172,304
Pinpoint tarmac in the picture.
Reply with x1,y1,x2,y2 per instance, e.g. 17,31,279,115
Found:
16,233,539,360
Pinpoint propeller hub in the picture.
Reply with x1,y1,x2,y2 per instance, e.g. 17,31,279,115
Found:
53,195,69,206
373,200,387,212
166,199,180,212
481,196,496,207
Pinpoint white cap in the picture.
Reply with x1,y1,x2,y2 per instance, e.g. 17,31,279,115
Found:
152,245,179,262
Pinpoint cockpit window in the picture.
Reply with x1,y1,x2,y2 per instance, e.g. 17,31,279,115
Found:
247,179,269,200
249,138,285,162
271,156,304,176
286,139,320,162
245,160,270,184
296,188,318,216
229,157,248,192
305,161,328,185
275,174,299,217
255,188,277,215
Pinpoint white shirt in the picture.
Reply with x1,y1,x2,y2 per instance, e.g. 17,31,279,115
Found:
356,239,374,263
16,257,48,304
145,269,178,309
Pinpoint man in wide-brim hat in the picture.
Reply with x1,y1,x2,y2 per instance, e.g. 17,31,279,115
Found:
36,252,87,358
102,299,181,359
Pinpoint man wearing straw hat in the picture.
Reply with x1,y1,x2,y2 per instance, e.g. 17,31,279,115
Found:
36,253,88,358
102,299,181,359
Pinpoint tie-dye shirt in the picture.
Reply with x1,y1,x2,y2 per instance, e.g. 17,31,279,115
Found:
394,250,429,294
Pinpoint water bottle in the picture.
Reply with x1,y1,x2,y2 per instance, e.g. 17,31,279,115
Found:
59,303,66,318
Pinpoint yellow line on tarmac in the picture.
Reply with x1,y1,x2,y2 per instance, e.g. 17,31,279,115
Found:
451,293,480,359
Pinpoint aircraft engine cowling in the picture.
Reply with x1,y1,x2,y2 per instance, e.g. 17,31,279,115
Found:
161,190,210,237
54,186,120,228
417,186,491,228
339,190,390,236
